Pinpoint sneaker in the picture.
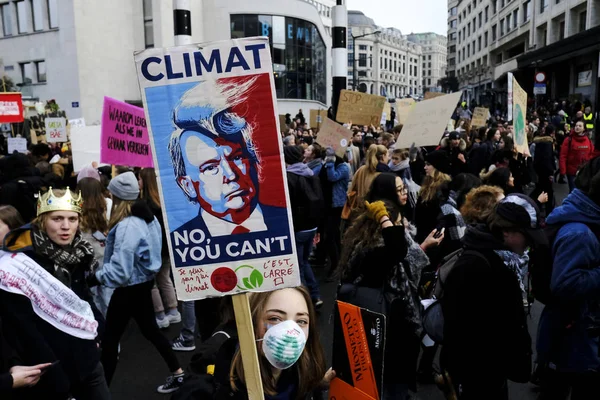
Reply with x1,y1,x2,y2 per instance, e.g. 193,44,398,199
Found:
156,316,170,329
166,310,181,324
172,335,196,352
157,373,185,394
313,299,324,310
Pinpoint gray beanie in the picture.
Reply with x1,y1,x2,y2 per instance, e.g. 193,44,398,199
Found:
108,171,140,200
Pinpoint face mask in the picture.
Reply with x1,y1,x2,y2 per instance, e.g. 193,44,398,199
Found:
260,320,307,370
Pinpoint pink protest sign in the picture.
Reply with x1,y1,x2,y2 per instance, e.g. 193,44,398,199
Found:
100,96,154,168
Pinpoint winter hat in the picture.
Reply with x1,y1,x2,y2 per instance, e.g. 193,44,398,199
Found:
448,131,461,140
425,150,452,175
77,164,101,183
108,171,140,201
284,145,304,165
495,193,547,246
575,156,600,205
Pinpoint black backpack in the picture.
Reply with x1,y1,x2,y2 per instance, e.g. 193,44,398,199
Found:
287,173,324,232
0,178,41,222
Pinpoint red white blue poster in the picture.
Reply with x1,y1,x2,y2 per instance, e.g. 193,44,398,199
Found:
135,37,299,300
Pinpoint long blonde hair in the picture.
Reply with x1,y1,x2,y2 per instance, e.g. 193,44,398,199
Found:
108,197,134,230
366,144,388,172
420,168,451,203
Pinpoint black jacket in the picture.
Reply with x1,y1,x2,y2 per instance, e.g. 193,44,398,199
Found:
441,225,531,383
468,140,495,175
440,138,468,177
286,169,325,232
533,136,556,178
0,318,20,397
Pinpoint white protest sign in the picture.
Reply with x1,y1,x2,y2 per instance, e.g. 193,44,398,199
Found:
69,118,86,128
45,117,67,143
70,125,108,172
396,92,463,148
395,98,416,124
7,137,27,154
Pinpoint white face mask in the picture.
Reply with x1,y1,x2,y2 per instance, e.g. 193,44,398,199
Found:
260,320,307,370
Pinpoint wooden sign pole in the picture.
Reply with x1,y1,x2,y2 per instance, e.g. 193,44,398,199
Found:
232,292,264,399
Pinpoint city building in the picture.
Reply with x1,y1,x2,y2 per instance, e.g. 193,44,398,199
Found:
0,0,331,122
453,0,600,108
299,0,335,35
407,32,448,92
447,0,459,79
348,10,423,98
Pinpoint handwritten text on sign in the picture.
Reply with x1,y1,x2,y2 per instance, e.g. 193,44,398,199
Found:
471,107,489,127
336,90,386,126
317,118,352,157
100,97,154,168
45,118,68,143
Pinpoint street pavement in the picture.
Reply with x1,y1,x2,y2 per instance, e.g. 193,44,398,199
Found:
110,182,569,399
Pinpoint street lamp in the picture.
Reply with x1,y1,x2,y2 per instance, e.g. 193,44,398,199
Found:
352,30,381,91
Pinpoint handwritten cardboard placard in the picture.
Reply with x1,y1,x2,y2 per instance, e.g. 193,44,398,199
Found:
382,102,391,120
309,109,326,129
7,137,27,154
100,97,153,168
395,98,416,124
512,76,530,156
135,37,300,301
424,91,445,100
471,107,489,127
395,91,463,149
70,125,109,172
336,90,386,126
45,117,67,143
278,114,287,132
316,118,352,157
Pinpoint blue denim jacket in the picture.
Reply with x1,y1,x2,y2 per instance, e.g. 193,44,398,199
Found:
325,161,351,208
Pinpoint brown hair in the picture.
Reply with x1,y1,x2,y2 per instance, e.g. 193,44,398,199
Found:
366,145,388,172
108,197,134,230
460,185,504,224
0,205,24,230
392,148,409,161
34,189,80,231
77,178,108,233
419,169,452,203
229,287,326,398
139,168,161,208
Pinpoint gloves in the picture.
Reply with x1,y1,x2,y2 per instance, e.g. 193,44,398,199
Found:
86,272,100,288
409,142,418,161
364,201,388,222
325,146,336,164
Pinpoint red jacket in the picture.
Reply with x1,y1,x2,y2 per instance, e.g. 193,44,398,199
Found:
559,134,595,175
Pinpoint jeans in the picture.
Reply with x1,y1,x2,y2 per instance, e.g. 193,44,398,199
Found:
102,280,180,385
180,300,196,342
325,207,343,276
567,174,576,193
294,229,320,300
151,254,178,313
70,362,111,400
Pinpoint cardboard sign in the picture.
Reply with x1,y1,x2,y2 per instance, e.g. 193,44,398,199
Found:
278,114,287,132
316,118,352,157
100,97,153,168
69,118,86,128
0,93,24,123
396,91,463,149
382,102,391,120
395,98,416,124
309,109,326,129
135,37,300,301
70,125,109,172
512,76,530,156
471,107,489,128
330,301,386,400
424,91,445,100
45,117,67,143
7,137,27,154
336,90,386,126
507,73,514,122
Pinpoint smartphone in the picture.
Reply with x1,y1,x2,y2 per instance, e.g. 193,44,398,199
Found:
40,360,60,374
92,231,106,242
433,227,445,239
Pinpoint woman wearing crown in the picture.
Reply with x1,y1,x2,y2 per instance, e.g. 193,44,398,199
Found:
0,187,111,399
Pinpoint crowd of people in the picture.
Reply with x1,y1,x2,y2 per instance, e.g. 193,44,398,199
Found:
0,101,598,400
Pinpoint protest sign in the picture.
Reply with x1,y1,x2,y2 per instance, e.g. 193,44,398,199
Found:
395,98,416,124
45,117,67,143
0,93,24,123
395,91,463,149
512,76,530,156
507,72,514,122
70,125,108,172
336,90,386,126
7,137,27,154
382,102,391,121
330,301,386,400
69,118,86,128
316,118,352,157
100,97,153,168
424,91,445,100
278,114,287,132
309,109,326,129
471,107,489,127
135,37,300,302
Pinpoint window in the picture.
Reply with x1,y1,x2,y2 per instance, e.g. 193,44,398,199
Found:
467,44,470,57
20,62,34,84
47,0,58,28
484,31,488,46
428,55,432,60
32,0,44,31
558,20,565,40
16,0,28,33
1,3,13,36
35,60,46,82
468,22,470,35
579,11,587,33
358,44,367,50
485,6,489,21
478,36,481,51
449,32,457,41
143,0,153,48
450,19,457,28
492,0,497,13
513,10,518,28
540,0,548,13
450,6,457,15
492,24,497,40
428,62,431,68
500,20,504,36
496,53,502,64
468,4,471,13
358,53,367,67
523,0,531,21
506,15,511,32
478,12,482,27
428,78,431,85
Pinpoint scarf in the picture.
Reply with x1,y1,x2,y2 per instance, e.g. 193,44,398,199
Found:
494,249,530,296
306,158,322,172
31,226,98,287
0,251,98,339
287,162,314,177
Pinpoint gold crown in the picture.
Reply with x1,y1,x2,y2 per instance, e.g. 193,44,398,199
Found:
37,187,83,216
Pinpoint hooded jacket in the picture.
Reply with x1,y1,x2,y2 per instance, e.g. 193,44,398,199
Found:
441,224,531,383
440,137,468,177
286,163,324,232
95,199,162,288
536,189,600,372
559,134,594,176
532,136,556,178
